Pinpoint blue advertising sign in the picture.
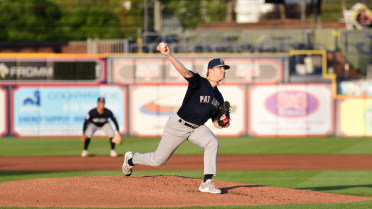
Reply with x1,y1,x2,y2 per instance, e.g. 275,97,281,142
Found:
13,86,126,137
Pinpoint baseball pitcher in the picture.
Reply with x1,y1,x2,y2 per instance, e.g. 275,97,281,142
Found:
122,43,231,194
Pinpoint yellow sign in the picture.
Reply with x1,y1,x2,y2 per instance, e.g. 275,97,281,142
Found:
338,98,372,136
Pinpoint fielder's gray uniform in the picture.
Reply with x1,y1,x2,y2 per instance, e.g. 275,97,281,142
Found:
83,107,120,138
85,123,115,138
133,72,223,175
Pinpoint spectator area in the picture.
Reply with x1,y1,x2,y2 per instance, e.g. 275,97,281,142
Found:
344,3,372,30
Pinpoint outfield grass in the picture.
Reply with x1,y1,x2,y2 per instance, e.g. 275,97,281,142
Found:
1,136,372,156
1,136,372,209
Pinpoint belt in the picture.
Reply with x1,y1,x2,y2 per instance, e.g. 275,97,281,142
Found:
178,119,199,129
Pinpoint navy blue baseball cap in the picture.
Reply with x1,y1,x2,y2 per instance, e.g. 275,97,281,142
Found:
97,97,105,103
207,58,230,70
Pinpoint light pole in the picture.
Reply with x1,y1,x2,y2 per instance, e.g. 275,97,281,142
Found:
144,0,149,44
301,0,306,46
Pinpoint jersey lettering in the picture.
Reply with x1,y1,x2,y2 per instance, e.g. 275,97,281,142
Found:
200,95,220,108
200,96,210,103
178,73,224,125
211,98,220,108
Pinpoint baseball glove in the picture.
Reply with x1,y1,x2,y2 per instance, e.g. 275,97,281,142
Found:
112,133,122,145
213,101,231,128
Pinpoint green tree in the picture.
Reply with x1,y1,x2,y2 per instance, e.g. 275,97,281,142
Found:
162,0,233,29
0,0,62,41
59,6,123,40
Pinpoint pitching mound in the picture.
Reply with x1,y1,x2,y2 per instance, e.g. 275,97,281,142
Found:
0,176,371,208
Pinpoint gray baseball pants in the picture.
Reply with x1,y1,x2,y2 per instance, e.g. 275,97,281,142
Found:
132,114,219,175
85,123,115,138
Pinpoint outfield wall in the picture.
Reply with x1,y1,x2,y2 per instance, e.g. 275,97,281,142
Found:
0,52,360,138
0,88,7,137
107,55,285,84
248,84,334,137
337,98,372,137
11,85,127,137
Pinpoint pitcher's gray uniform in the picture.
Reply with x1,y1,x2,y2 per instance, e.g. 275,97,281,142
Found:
122,43,230,194
133,71,223,174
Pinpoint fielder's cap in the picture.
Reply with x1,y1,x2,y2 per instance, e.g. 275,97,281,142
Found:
207,58,230,70
97,97,105,103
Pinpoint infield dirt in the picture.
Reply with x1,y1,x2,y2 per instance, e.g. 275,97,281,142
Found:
0,175,371,208
0,155,372,207
1,154,372,171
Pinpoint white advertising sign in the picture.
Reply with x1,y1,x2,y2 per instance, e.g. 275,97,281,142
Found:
0,89,6,137
131,85,245,137
111,56,284,84
249,84,333,136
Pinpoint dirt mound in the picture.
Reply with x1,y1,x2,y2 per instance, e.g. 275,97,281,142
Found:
0,176,371,208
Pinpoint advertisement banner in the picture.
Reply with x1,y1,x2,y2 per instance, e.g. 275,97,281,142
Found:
164,58,198,83
0,55,106,84
111,56,284,84
0,88,6,137
113,58,164,84
223,58,283,83
12,85,126,137
249,84,333,136
130,85,246,137
339,80,372,96
337,98,372,136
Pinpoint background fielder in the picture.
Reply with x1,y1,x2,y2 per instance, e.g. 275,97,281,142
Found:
122,42,230,194
81,97,121,157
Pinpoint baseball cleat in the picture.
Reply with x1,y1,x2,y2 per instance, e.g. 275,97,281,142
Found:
199,179,221,194
110,149,118,157
122,151,134,176
81,150,88,157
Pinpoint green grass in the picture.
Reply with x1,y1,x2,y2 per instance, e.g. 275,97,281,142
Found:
1,136,372,208
1,136,372,156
